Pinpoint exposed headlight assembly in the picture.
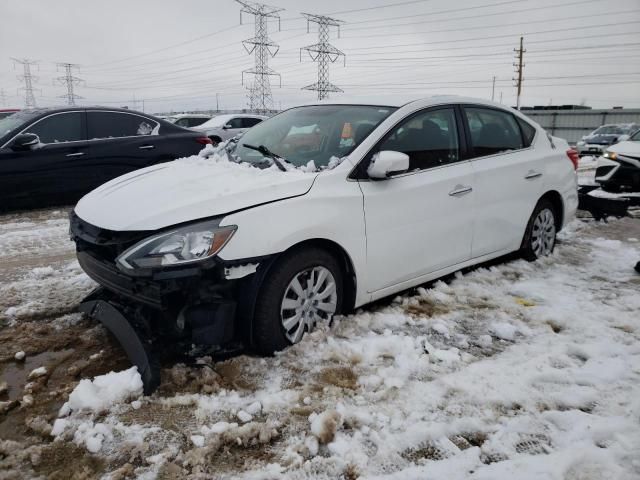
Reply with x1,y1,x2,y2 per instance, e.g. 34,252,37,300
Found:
602,151,618,161
116,219,236,270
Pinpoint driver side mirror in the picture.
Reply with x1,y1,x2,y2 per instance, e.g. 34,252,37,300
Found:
223,124,233,130
11,133,40,151
368,150,410,179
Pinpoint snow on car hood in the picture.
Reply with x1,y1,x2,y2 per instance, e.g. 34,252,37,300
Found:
74,146,319,231
583,134,620,145
608,140,640,158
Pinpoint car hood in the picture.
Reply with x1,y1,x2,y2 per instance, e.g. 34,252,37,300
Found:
75,153,318,231
608,141,640,158
583,134,620,145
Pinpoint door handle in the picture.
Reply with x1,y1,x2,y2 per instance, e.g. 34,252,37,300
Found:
139,145,155,150
525,171,542,180
66,152,86,157
448,185,473,197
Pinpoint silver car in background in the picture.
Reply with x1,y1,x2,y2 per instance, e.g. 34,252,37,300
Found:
575,123,638,157
191,113,268,144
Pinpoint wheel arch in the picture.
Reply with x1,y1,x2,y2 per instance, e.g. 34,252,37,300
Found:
539,190,564,231
277,238,358,313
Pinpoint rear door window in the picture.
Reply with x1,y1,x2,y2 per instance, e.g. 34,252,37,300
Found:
463,107,524,158
87,112,158,140
242,117,263,128
26,112,85,144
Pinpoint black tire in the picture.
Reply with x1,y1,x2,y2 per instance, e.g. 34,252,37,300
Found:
209,136,222,146
252,248,344,355
520,199,558,261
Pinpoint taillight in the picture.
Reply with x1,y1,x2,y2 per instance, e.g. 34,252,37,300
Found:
196,137,213,145
566,148,579,170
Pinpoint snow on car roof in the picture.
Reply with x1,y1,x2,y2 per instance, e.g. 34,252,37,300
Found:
293,94,510,109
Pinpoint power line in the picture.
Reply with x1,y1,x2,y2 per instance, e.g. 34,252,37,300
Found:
84,24,242,69
237,0,283,112
54,63,84,106
300,13,345,100
328,0,436,15
12,58,40,108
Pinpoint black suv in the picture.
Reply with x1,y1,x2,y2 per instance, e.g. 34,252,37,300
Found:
0,106,212,211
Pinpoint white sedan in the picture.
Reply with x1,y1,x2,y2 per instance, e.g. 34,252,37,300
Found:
191,113,268,144
71,96,578,389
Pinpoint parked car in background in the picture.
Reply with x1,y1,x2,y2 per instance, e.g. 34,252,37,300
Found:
0,108,20,120
595,128,640,192
0,106,212,211
192,113,268,144
575,123,638,157
70,96,578,391
166,113,212,128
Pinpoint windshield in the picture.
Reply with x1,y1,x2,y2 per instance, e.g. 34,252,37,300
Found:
231,105,396,168
630,130,640,142
0,111,39,139
593,125,625,135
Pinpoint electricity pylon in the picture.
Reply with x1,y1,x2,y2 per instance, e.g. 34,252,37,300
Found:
236,0,283,113
54,63,84,106
12,58,40,108
300,13,345,100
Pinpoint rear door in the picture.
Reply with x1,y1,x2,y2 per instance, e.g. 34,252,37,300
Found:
85,111,166,189
462,105,543,257
0,111,90,208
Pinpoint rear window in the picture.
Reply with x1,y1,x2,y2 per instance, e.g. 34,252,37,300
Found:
517,117,536,147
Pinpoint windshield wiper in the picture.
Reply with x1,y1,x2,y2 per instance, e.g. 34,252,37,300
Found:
242,143,288,172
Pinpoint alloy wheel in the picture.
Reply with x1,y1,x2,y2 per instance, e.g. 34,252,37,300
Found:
280,266,337,343
531,208,556,257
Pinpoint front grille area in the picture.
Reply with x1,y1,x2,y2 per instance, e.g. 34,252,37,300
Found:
70,211,150,262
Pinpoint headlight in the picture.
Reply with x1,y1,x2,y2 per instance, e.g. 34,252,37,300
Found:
116,219,236,270
602,151,618,160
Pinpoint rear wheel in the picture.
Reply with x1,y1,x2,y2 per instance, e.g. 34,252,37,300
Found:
252,248,343,355
520,199,557,261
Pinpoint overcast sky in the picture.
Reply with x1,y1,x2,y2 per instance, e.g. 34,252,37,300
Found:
1,0,639,113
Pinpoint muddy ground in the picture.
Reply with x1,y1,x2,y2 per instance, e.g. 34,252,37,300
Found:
1,208,639,479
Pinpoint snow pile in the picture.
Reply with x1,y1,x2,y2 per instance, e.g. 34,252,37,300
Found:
4,206,640,478
59,367,143,415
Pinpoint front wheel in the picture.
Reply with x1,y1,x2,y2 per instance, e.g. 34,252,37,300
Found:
520,200,557,261
252,248,343,355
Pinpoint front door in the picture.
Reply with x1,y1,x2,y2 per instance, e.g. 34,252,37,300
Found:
358,106,475,294
0,111,90,209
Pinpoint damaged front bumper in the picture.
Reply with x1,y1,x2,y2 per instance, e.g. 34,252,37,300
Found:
70,212,274,393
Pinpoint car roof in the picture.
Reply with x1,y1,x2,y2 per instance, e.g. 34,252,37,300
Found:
168,113,212,118
17,106,154,116
297,95,513,110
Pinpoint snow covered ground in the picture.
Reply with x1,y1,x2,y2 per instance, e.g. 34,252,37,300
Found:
1,209,639,479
